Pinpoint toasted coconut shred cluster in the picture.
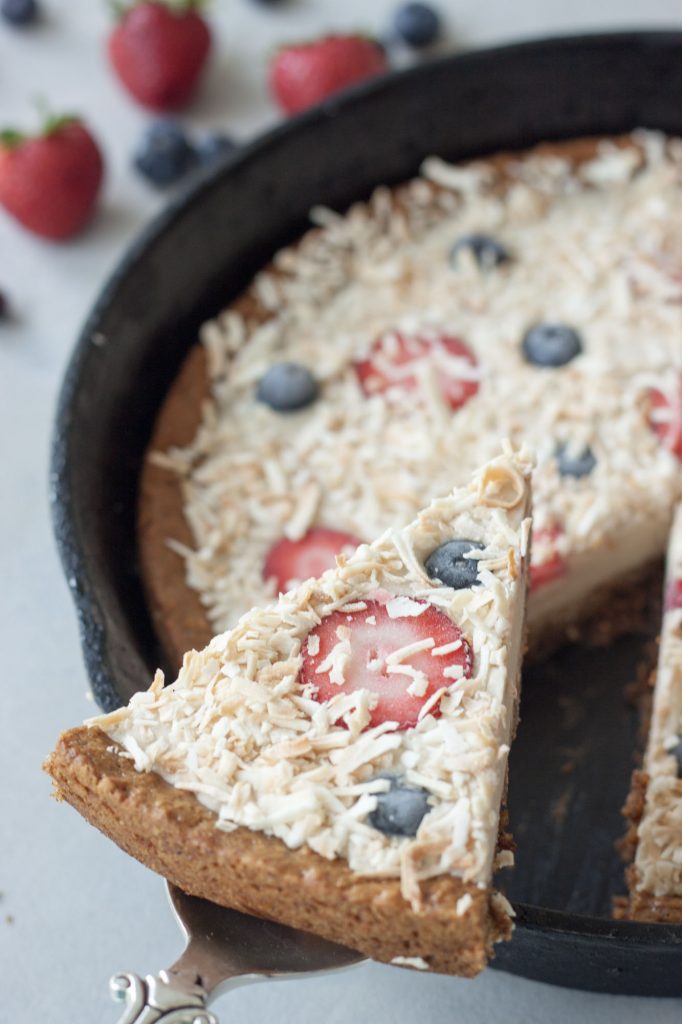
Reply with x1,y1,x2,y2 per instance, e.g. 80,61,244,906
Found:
627,505,682,913
155,131,681,640
91,450,532,912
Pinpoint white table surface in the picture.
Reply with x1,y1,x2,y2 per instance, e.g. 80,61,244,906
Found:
1,1,681,1021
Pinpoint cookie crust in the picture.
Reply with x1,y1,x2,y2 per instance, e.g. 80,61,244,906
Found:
45,726,512,976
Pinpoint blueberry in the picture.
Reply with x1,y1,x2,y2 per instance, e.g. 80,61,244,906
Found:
556,443,596,479
368,776,431,837
196,133,238,165
134,120,197,188
394,3,441,48
522,323,582,368
425,539,483,590
671,738,682,779
1,0,39,25
450,233,510,271
257,362,318,412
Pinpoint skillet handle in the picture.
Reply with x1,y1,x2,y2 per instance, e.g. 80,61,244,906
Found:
110,970,218,1024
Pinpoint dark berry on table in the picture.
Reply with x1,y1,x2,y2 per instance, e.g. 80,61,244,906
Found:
671,738,682,779
368,776,431,836
257,362,318,412
450,233,510,271
425,539,483,590
1,0,39,26
394,3,441,48
556,443,596,479
0,290,7,318
522,323,582,368
196,132,238,165
134,119,197,187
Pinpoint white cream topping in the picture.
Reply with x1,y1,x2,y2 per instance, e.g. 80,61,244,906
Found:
91,450,532,907
158,133,681,638
527,517,672,629
634,504,682,898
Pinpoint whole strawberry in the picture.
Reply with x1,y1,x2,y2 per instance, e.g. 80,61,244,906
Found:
108,1,211,111
0,116,104,241
270,34,388,115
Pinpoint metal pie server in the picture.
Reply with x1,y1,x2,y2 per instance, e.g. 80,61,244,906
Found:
111,881,365,1023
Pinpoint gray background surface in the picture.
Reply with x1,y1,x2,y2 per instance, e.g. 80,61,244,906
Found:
1,1,681,1020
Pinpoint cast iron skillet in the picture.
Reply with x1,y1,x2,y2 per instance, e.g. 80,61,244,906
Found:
51,32,682,997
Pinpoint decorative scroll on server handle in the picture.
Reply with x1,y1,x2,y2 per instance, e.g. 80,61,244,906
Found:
110,882,364,1024
111,971,217,1024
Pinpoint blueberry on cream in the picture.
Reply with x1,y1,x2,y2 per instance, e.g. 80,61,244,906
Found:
450,233,510,270
425,539,484,590
368,776,431,837
257,362,319,412
522,323,582,368
556,443,597,479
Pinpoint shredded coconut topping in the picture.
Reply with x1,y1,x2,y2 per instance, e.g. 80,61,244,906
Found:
91,451,532,905
157,133,680,639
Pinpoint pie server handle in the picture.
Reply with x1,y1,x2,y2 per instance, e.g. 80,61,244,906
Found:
108,881,363,1020
109,969,223,1024
109,953,254,1024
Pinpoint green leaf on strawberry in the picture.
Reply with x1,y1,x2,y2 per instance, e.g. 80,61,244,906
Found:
0,130,24,149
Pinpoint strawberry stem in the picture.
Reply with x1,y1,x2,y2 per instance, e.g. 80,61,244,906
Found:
42,114,78,136
0,106,78,149
32,95,77,136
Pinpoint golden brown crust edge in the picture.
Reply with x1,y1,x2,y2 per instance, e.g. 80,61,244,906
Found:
615,651,682,924
615,769,682,923
138,343,211,663
45,725,511,977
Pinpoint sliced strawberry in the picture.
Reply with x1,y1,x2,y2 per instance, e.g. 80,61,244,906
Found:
664,577,682,613
530,525,567,590
263,527,361,593
649,375,682,460
302,598,473,730
354,331,479,411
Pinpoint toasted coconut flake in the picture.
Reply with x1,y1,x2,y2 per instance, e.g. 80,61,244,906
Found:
455,893,473,916
477,464,526,510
